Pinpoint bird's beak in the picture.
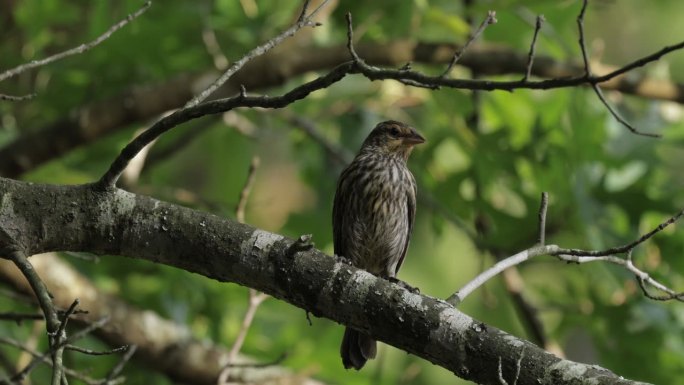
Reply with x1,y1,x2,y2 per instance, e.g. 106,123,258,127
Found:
402,128,426,145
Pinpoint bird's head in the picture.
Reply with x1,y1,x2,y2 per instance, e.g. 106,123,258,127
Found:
360,120,425,160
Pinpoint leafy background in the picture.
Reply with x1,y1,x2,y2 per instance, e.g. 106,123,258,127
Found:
2,0,684,384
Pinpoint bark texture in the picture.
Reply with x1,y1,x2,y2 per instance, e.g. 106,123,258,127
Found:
0,178,649,385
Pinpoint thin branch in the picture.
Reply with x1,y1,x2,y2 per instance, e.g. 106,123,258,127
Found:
11,317,110,383
6,248,67,384
0,312,44,322
65,344,129,356
576,0,591,76
522,15,545,82
101,345,137,385
55,299,80,346
0,2,152,83
185,0,325,109
555,253,684,302
451,202,684,305
235,156,260,223
225,291,269,364
6,250,59,331
447,245,558,305
537,192,548,245
442,10,498,77
591,83,659,137
0,93,36,102
345,37,684,93
296,0,313,23
97,0,331,188
636,276,684,301
0,337,111,385
595,40,684,82
575,0,658,138
345,13,362,64
96,61,351,189
99,5,684,188
556,208,684,257
218,158,269,385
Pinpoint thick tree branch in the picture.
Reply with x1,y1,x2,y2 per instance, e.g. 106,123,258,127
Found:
0,178,650,385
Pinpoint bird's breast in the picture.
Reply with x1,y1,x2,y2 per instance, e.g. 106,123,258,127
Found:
341,159,413,275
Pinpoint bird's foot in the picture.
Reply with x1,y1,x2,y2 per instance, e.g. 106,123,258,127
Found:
335,254,353,266
387,277,420,294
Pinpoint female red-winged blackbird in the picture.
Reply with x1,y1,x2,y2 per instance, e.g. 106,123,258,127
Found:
333,120,425,370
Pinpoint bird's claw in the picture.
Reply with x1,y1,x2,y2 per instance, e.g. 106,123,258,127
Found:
388,277,420,294
335,254,353,265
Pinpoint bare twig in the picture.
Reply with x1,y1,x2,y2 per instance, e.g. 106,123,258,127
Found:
0,312,44,323
185,0,325,109
235,156,260,223
558,208,684,257
227,291,269,364
96,61,350,189
100,4,683,189
345,13,363,64
0,93,36,102
6,249,66,384
448,245,556,305
537,192,548,245
217,157,270,385
522,15,545,82
65,344,129,356
345,4,681,131
576,0,591,76
636,276,684,301
0,2,152,83
0,337,113,385
11,316,110,383
591,83,659,137
55,299,80,345
442,10,498,77
98,0,331,188
575,0,658,138
101,344,137,385
342,22,684,97
450,200,684,305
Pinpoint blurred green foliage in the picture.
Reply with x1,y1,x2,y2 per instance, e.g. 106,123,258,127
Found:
2,0,684,384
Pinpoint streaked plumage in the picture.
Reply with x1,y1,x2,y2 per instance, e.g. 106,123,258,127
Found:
333,120,425,370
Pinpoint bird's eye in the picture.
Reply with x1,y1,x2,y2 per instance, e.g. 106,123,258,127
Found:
389,126,400,137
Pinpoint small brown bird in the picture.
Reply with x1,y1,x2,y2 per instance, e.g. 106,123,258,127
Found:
333,120,425,370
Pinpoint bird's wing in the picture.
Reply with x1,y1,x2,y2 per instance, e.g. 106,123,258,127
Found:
332,167,350,258
394,172,417,276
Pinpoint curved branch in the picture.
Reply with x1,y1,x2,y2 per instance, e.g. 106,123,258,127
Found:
3,39,683,178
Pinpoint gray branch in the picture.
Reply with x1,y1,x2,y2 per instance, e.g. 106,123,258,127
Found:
0,177,650,385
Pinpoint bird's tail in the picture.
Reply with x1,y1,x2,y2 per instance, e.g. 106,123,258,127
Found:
340,327,377,370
